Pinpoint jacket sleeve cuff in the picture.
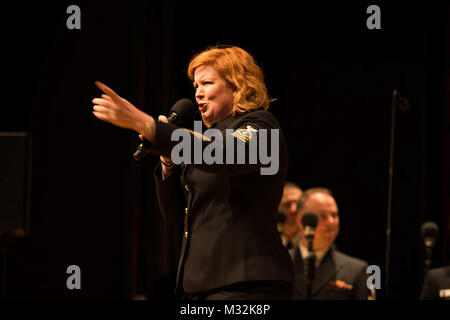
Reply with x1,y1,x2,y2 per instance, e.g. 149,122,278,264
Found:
148,121,180,158
153,162,185,224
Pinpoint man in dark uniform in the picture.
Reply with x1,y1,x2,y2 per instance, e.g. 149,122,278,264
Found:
289,188,372,300
420,266,450,300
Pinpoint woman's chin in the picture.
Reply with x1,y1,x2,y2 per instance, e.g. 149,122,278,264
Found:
201,113,214,123
201,114,212,127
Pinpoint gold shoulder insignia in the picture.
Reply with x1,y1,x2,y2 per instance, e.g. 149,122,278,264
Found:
231,125,258,143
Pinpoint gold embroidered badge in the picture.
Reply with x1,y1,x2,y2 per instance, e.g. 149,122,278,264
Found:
231,125,258,143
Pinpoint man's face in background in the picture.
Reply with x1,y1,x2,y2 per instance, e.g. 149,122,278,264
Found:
297,192,340,251
279,186,303,225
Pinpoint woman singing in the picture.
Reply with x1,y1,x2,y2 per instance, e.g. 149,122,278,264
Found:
92,46,294,299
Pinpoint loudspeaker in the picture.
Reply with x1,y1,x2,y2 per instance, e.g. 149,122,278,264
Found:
0,132,31,237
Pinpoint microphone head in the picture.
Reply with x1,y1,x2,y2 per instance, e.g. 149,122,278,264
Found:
277,210,286,224
421,221,439,240
169,98,195,124
302,211,318,229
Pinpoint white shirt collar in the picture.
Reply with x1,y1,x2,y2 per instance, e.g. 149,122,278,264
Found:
299,242,330,268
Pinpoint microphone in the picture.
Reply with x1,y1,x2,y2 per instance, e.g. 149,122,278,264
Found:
302,211,318,249
166,98,196,124
421,221,439,270
301,211,318,300
133,99,196,161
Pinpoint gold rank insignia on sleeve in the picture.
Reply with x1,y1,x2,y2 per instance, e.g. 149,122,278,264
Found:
184,129,211,141
231,125,258,143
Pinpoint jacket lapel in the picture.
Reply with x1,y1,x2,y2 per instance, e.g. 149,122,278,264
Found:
312,248,342,297
291,248,306,298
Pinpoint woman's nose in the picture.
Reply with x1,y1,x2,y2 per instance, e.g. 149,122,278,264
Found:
195,87,204,100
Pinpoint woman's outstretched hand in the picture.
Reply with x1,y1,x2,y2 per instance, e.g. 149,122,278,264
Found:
92,81,155,142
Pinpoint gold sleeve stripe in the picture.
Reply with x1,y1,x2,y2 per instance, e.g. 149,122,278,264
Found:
184,129,211,141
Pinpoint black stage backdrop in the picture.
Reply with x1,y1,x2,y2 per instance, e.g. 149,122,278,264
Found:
1,0,449,299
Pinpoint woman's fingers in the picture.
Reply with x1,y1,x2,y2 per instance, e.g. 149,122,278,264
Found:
92,98,113,109
102,94,113,101
95,81,121,102
158,115,169,123
92,110,108,121
92,81,150,133
92,105,108,113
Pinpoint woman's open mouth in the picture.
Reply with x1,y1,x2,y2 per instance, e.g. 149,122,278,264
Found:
198,103,207,112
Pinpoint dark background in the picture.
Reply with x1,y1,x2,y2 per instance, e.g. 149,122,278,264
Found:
0,0,448,299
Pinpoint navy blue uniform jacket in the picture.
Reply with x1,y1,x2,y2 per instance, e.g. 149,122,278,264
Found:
289,246,371,300
420,266,450,300
150,110,294,294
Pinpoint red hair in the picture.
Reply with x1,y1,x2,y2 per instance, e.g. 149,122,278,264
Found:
187,46,274,115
